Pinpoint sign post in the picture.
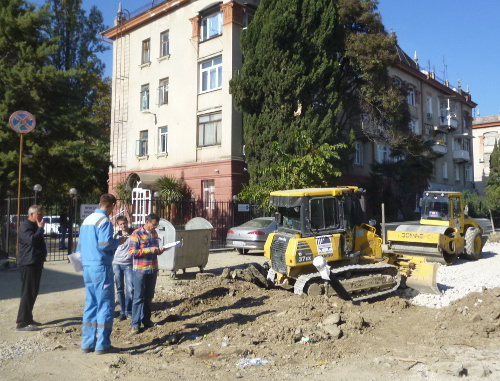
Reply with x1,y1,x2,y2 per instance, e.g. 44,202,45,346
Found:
9,111,36,257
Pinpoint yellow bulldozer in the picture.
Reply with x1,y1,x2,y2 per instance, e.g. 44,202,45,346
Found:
385,191,483,265
263,187,483,301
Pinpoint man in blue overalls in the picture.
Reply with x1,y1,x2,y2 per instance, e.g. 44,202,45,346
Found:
78,194,124,354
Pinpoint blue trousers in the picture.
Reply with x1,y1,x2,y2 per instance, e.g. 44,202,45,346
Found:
131,271,157,327
113,264,133,317
82,265,114,351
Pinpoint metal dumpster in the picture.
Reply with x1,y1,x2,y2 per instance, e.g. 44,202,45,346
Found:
156,217,213,277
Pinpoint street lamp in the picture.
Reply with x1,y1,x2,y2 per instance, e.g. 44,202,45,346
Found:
33,184,42,204
68,188,78,254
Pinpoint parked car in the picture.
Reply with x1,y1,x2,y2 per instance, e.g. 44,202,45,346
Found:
226,217,278,254
43,215,80,237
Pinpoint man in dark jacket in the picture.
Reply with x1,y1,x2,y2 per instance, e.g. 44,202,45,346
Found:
16,205,47,331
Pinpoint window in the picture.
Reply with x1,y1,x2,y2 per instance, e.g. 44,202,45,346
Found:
465,165,472,182
160,31,169,57
202,180,215,210
198,112,222,147
377,145,391,163
158,126,168,154
200,56,222,92
137,130,148,156
201,12,222,41
409,119,419,134
141,84,150,110
141,39,150,64
443,161,448,179
426,96,433,116
455,164,460,181
484,132,498,146
158,78,169,105
354,142,363,165
407,87,415,106
310,198,339,231
463,139,470,153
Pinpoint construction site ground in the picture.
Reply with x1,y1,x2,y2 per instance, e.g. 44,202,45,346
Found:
1,248,499,380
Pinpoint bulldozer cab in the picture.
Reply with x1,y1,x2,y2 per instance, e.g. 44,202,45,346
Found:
270,187,364,238
420,192,464,232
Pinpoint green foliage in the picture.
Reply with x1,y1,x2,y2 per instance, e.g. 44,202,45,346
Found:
230,0,431,195
156,175,189,201
238,131,346,207
485,140,500,212
462,190,488,218
114,181,131,202
369,142,435,220
0,0,111,200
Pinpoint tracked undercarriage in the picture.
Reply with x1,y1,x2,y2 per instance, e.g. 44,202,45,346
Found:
268,263,401,302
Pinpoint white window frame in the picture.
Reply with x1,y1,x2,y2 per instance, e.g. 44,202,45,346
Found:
160,30,169,57
442,161,448,179
201,12,222,41
141,39,150,64
354,142,363,165
158,126,168,154
158,78,169,106
198,112,222,147
426,96,433,116
141,84,150,110
377,145,391,163
409,119,419,134
407,87,415,106
200,56,222,93
202,179,215,210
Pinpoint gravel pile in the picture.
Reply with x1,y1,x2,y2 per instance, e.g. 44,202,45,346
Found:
0,339,50,364
397,241,500,308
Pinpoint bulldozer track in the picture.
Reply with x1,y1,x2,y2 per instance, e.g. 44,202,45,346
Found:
293,263,401,302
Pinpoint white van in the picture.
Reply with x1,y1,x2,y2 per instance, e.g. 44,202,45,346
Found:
43,216,61,236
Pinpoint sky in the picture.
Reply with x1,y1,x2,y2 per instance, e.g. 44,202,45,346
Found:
41,0,500,117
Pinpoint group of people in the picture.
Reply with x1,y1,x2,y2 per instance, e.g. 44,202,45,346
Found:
15,193,167,355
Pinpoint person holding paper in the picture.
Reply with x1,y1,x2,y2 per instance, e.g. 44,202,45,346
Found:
128,213,165,334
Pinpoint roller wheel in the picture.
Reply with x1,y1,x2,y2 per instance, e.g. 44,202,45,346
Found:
237,249,249,255
462,227,483,260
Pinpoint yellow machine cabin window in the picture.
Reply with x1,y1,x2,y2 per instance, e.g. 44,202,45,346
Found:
310,197,339,230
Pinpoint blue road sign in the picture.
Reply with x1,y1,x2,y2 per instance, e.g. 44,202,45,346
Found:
9,111,36,134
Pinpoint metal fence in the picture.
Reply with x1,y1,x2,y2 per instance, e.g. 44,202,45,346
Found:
1,196,269,261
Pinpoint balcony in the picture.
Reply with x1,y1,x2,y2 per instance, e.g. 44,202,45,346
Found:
452,149,470,163
439,114,458,129
431,142,447,154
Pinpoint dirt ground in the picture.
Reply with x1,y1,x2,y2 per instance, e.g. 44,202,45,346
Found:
1,250,499,380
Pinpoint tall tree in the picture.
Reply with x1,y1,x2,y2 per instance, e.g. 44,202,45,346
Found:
485,140,500,212
230,0,433,202
0,0,111,201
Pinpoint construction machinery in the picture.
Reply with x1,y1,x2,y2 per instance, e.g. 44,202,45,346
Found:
264,187,441,301
385,191,484,265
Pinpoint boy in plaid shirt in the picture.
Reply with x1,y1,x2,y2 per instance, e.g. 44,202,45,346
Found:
128,213,165,334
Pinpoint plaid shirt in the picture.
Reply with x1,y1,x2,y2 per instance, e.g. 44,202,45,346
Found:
129,226,160,274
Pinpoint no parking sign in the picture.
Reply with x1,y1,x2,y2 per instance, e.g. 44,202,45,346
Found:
9,110,36,134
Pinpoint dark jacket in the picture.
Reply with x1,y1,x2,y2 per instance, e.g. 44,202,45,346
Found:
17,219,47,266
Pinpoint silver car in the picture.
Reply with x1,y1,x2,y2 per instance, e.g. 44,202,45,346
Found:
226,217,278,254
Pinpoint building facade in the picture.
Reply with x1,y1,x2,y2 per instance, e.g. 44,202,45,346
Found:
105,0,258,202
472,115,500,194
105,1,475,207
347,48,477,199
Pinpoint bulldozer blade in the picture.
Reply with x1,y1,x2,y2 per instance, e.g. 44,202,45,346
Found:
405,262,440,295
